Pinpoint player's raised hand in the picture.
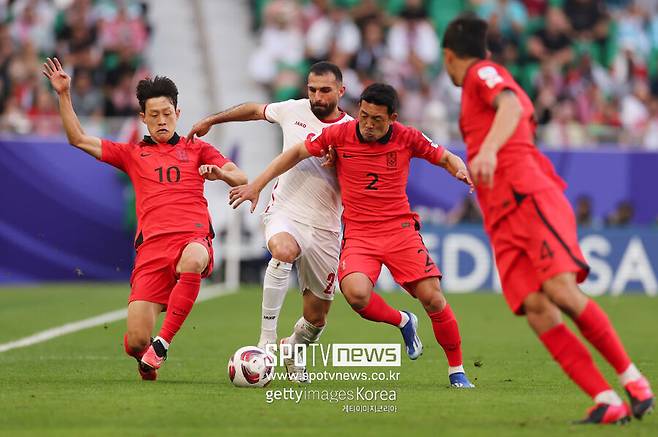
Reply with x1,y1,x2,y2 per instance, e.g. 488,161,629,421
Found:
42,57,70,95
199,164,224,181
229,184,260,213
470,149,497,188
186,120,212,142
321,146,336,168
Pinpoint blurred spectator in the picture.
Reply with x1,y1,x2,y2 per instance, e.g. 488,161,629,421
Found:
605,201,635,226
306,4,361,66
542,98,589,147
384,0,438,125
248,0,304,99
620,80,650,143
448,195,483,225
71,69,103,117
527,8,573,68
563,0,609,41
473,0,528,38
642,98,658,149
575,195,593,226
522,0,548,17
105,72,138,117
9,0,55,55
0,0,151,132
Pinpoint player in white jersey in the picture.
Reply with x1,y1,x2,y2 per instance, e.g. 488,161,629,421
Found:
187,62,351,381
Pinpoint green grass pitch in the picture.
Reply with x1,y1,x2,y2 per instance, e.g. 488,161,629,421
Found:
0,283,656,436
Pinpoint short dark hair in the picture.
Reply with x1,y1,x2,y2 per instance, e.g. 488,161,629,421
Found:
359,83,399,115
136,76,178,112
308,61,343,83
442,14,488,60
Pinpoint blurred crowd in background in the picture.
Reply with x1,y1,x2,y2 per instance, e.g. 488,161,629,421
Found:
0,0,150,136
248,0,658,149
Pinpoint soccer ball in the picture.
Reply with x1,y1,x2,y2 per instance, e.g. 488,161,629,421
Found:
228,346,274,388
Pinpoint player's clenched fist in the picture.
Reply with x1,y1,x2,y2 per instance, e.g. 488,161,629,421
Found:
229,184,261,212
199,164,224,181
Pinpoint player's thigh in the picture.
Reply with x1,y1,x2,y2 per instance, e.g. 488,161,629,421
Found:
126,300,165,341
337,235,383,292
492,226,542,316
130,242,177,306
176,240,210,274
263,213,302,262
522,291,563,336
525,190,589,285
383,229,441,296
296,227,340,301
302,290,332,326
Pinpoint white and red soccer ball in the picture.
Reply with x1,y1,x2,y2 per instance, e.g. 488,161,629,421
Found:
228,346,274,388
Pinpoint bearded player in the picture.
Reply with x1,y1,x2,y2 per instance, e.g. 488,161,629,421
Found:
43,58,247,380
229,83,476,388
187,62,352,382
441,16,654,423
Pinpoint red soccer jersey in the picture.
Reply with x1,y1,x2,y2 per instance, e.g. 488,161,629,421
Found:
305,120,444,230
460,60,566,230
100,133,230,246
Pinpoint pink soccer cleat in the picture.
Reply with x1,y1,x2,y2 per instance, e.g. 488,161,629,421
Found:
140,339,167,370
625,376,655,419
575,403,631,425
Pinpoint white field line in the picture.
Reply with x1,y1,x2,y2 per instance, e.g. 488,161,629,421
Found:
0,284,237,354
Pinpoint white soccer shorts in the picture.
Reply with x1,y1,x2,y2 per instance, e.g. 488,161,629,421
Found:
262,212,340,301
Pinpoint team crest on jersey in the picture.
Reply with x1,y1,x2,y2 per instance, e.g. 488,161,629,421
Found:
176,149,189,162
387,151,397,168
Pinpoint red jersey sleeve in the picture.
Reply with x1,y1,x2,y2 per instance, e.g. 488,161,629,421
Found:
100,139,132,172
470,63,515,107
409,128,445,165
200,142,231,167
304,124,340,157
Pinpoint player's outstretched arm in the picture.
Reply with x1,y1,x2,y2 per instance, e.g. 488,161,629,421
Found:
228,142,312,212
198,162,247,187
186,102,268,141
439,150,474,191
470,90,523,187
42,58,102,159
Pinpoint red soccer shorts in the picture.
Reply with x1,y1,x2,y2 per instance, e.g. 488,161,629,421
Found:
338,218,442,295
129,232,214,306
491,188,590,315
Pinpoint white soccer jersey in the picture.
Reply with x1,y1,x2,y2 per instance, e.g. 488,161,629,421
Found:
264,99,352,232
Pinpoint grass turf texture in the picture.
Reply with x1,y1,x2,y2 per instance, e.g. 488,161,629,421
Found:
0,283,655,436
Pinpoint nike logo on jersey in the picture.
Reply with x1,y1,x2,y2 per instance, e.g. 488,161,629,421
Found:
140,153,151,157
343,153,355,158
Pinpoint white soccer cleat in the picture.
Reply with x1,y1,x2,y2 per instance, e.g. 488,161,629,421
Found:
280,337,310,384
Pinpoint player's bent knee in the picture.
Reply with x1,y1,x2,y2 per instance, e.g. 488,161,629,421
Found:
269,243,299,263
542,273,586,317
126,331,150,353
523,292,562,334
342,287,370,309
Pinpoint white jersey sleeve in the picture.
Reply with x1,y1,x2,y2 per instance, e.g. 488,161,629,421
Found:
264,99,296,124
263,99,352,232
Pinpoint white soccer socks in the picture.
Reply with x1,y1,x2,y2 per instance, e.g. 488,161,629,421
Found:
258,258,293,348
289,317,325,346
